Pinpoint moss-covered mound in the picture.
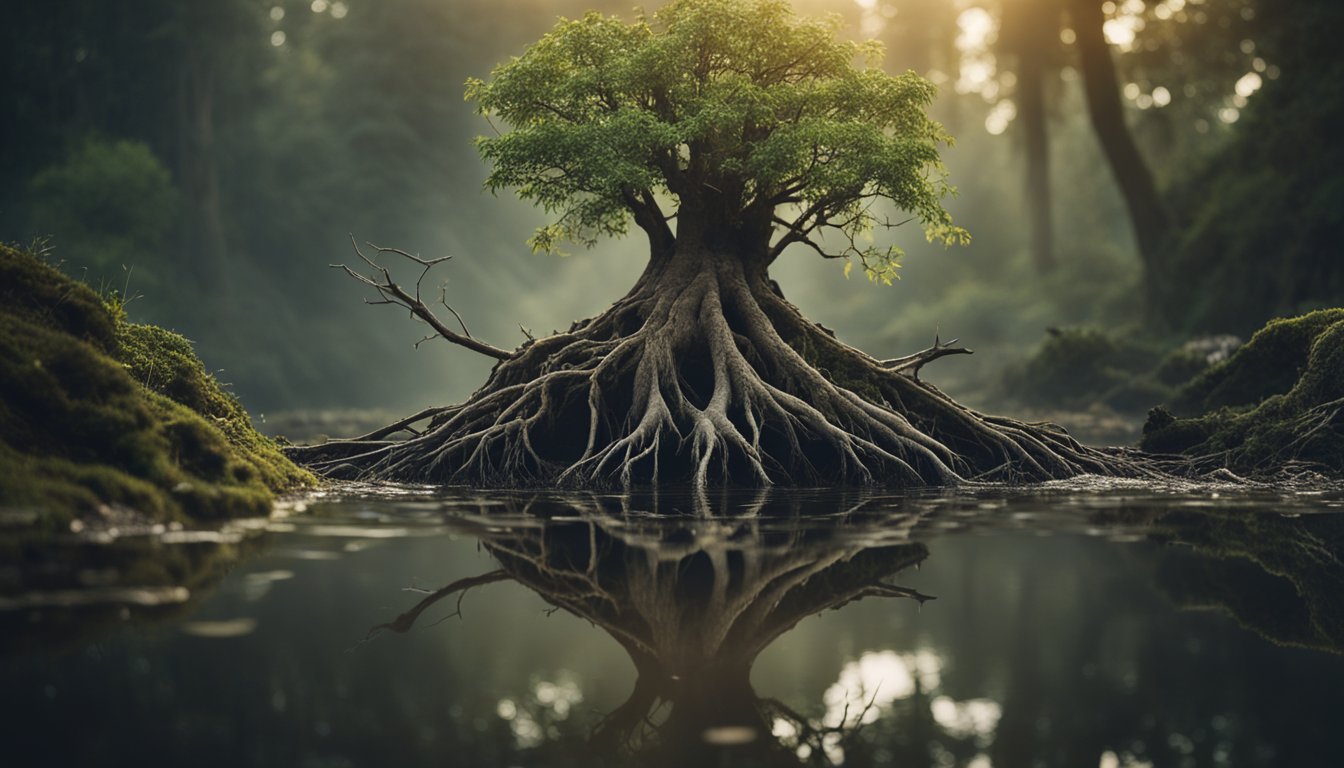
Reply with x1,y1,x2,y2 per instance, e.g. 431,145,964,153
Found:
1169,309,1344,415
1142,310,1344,475
0,243,312,528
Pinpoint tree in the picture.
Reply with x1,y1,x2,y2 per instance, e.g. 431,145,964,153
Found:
1068,0,1171,312
1000,0,1061,274
297,0,1147,489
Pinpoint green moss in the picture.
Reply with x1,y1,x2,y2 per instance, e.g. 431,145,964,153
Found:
0,243,313,526
115,321,309,496
1292,319,1344,405
1141,312,1344,474
1171,308,1344,415
0,243,116,352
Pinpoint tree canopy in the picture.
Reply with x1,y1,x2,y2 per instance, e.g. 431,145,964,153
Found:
466,0,968,284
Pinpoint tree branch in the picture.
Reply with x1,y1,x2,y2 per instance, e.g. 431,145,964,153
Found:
621,187,675,254
346,405,451,442
332,236,512,361
881,334,973,380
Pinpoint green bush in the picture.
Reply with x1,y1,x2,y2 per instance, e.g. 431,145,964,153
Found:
24,136,178,293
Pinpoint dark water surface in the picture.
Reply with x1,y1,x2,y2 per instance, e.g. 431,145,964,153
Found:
3,483,1343,767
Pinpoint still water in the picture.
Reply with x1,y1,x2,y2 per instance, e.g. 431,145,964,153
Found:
3,483,1343,768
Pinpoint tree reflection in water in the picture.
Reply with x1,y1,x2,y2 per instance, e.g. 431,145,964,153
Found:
371,491,941,765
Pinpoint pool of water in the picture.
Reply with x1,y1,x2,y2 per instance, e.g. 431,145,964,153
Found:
3,482,1343,767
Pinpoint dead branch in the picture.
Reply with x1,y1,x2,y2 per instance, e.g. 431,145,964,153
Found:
332,236,512,361
881,334,973,379
345,405,451,442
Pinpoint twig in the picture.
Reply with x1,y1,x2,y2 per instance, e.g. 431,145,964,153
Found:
332,236,512,361
881,333,973,379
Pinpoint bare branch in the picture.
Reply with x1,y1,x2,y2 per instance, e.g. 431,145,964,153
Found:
854,583,937,604
438,286,472,337
620,186,675,253
331,236,512,361
778,229,843,260
343,405,450,442
881,334,973,380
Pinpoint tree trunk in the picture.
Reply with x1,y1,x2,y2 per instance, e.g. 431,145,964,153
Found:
175,49,229,294
1070,0,1170,311
1005,0,1057,274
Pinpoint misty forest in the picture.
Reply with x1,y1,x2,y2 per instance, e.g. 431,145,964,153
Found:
2,1,1343,767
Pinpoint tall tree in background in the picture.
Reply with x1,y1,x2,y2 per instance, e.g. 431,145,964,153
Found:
1158,0,1344,331
1001,0,1060,274
170,3,265,294
1069,0,1170,310
877,0,959,77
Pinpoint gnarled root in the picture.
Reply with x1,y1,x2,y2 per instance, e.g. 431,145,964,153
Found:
290,253,1154,489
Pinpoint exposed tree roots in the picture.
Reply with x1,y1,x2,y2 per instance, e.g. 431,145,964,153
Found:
291,249,1159,489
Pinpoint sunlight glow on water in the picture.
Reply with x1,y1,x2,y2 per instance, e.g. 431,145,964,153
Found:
822,649,942,728
495,676,584,748
930,696,1001,741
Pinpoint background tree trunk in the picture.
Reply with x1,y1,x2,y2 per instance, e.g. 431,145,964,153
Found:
176,49,230,295
1004,0,1057,274
1070,0,1170,314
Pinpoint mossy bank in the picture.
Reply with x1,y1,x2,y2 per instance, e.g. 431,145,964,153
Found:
1142,309,1344,475
0,243,313,529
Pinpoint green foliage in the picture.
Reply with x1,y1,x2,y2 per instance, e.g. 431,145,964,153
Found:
1141,311,1344,473
1151,347,1210,389
467,0,965,279
0,244,312,527
24,137,178,291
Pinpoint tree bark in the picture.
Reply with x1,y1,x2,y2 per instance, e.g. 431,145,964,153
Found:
1070,0,1170,309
